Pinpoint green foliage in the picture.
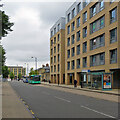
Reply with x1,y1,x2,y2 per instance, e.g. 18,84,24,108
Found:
0,11,14,37
10,72,14,80
18,73,22,80
2,66,9,78
29,68,38,76
0,46,6,66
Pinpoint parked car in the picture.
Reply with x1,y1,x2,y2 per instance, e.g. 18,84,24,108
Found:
23,78,28,83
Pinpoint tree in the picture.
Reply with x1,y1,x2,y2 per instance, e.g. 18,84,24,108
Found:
2,66,9,78
29,68,35,76
0,46,6,66
18,73,22,80
0,11,14,38
10,72,14,80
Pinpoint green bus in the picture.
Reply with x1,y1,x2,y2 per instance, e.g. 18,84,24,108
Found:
28,75,41,84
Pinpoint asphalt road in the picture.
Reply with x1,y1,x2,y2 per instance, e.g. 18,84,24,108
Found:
9,81,119,119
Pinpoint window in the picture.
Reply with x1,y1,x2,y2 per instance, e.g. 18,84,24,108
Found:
51,57,53,64
90,5,96,17
83,11,87,23
67,25,70,34
83,27,87,38
90,16,105,34
77,17,80,28
71,21,75,31
51,49,53,55
71,34,75,44
67,13,70,22
67,50,70,58
58,54,60,62
71,60,75,69
67,62,70,70
72,8,75,18
90,53,105,66
99,0,104,11
67,37,70,46
90,34,105,50
54,27,56,34
77,3,81,13
83,42,87,53
51,31,53,37
54,65,56,72
83,57,87,68
58,44,60,52
58,24,60,31
71,47,75,57
54,56,56,63
77,59,80,69
110,28,117,43
58,64,60,72
77,45,80,55
51,66,53,72
77,31,80,41
83,0,87,8
58,34,60,41
54,37,56,44
110,49,117,64
51,40,53,46
110,8,117,24
54,47,56,53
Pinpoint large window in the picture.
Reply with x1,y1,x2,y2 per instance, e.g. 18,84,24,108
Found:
51,66,53,72
77,3,81,13
67,37,70,46
67,25,70,34
77,45,80,55
110,49,117,64
71,21,75,31
67,62,70,70
77,59,80,69
83,42,87,53
90,34,105,50
77,31,80,41
67,49,70,58
54,46,56,53
110,28,117,43
67,13,70,22
83,0,87,8
51,49,53,55
58,44,60,52
71,34,75,44
54,37,56,44
58,54,60,62
99,0,104,11
110,7,117,24
90,16,105,34
54,65,56,72
51,57,53,64
58,34,60,41
54,56,56,63
71,47,75,57
71,60,75,69
90,53,105,66
83,57,87,68
54,27,56,34
83,27,87,38
72,8,75,18
83,11,87,23
58,64,60,72
77,17,80,28
51,40,53,46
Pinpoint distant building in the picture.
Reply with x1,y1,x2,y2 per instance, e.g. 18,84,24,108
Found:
38,64,50,82
8,66,26,79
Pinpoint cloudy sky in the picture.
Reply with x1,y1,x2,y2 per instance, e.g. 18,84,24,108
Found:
2,0,74,71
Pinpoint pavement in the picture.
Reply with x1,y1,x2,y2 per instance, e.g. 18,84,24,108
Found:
9,81,119,119
2,81,33,119
40,82,120,103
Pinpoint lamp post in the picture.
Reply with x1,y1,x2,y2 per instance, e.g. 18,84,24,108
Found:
31,57,38,75
24,63,29,76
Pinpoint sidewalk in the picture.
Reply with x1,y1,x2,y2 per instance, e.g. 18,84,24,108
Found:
41,82,120,96
2,82,33,118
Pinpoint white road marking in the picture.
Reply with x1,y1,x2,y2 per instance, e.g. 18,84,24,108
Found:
42,92,50,95
54,96,71,103
81,105,116,119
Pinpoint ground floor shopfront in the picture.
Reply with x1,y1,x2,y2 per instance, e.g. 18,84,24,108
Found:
65,69,120,89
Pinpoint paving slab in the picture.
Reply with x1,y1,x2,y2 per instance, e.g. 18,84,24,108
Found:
2,82,33,118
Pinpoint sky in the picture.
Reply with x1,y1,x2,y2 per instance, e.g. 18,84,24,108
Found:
1,0,74,71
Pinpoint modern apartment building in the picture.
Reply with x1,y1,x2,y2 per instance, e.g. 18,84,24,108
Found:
50,17,65,84
50,0,120,88
65,0,120,88
8,66,26,79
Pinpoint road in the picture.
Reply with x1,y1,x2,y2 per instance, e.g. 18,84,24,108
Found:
10,81,119,119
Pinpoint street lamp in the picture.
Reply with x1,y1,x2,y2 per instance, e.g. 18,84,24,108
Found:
31,57,38,75
24,63,29,76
